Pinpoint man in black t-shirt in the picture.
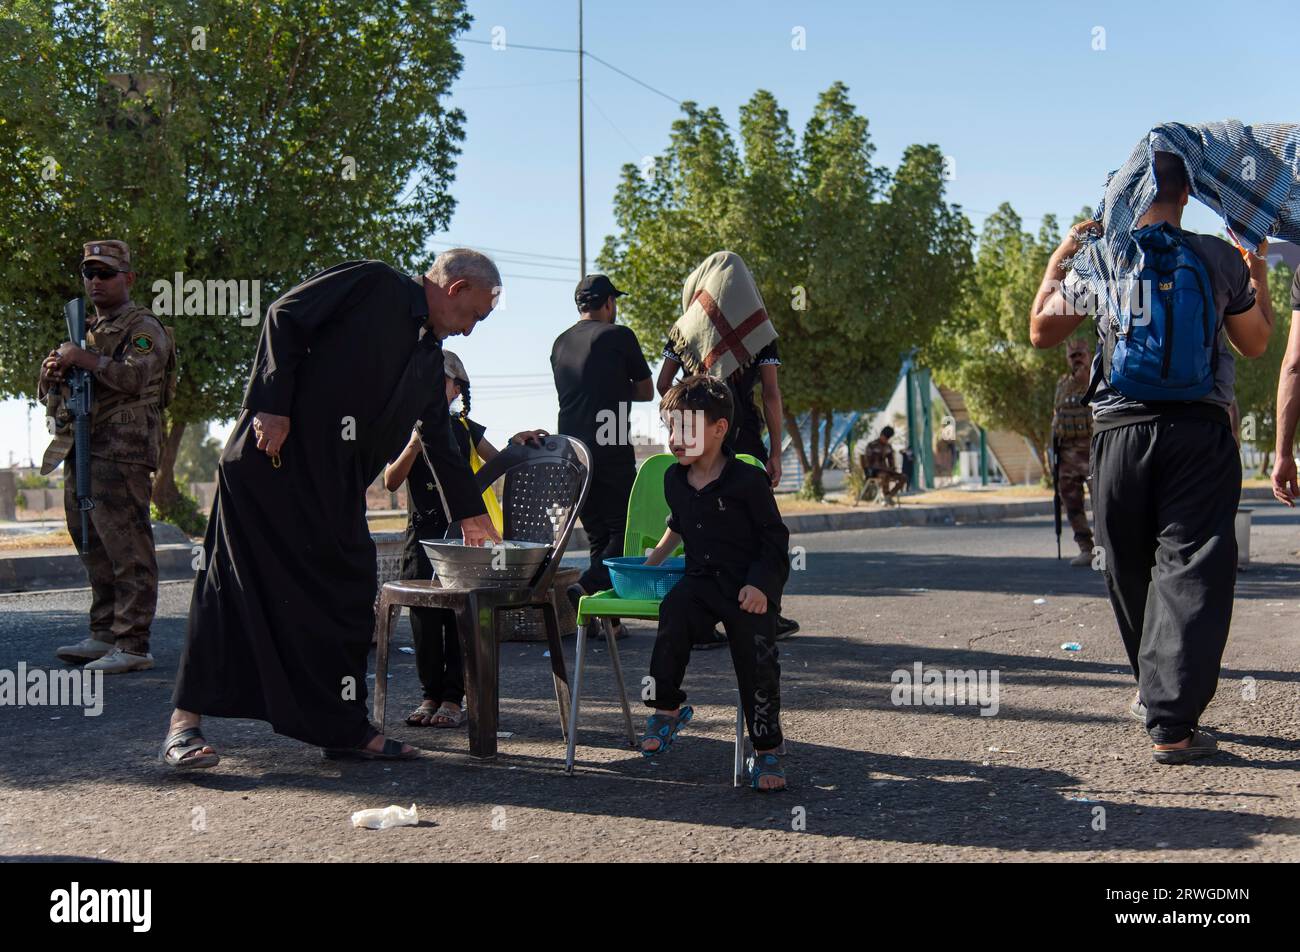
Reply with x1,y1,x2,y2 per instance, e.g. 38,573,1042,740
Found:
1030,152,1275,765
551,275,654,638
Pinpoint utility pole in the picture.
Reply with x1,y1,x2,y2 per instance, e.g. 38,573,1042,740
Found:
577,0,586,277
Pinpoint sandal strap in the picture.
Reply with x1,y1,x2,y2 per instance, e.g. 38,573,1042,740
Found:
165,726,207,751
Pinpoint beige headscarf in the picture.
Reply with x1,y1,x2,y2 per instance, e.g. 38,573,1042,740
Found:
668,251,777,380
441,349,469,383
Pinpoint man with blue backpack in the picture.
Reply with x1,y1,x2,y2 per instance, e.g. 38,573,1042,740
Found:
1029,152,1275,764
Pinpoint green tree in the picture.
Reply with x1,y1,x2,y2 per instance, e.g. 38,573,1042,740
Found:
1234,261,1294,474
925,204,1070,481
599,82,971,497
174,421,222,487
0,0,471,519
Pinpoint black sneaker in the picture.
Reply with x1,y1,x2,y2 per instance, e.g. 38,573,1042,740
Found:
775,615,800,640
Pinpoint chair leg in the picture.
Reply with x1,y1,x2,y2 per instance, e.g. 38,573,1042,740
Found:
455,593,498,760
601,619,638,749
733,696,746,788
372,592,397,734
540,602,571,742
564,619,588,775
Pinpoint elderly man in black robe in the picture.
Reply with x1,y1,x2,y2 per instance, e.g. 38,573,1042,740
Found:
160,249,502,767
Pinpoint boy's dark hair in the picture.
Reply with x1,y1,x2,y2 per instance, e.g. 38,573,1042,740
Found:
880,426,895,439
1153,151,1190,205
661,374,734,427
578,294,609,314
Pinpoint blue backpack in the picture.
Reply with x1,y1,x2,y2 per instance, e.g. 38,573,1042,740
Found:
1088,222,1217,403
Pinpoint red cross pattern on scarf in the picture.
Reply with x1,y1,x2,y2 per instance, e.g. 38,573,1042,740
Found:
691,288,769,373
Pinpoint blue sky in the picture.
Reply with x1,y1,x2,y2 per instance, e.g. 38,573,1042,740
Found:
2,0,1289,466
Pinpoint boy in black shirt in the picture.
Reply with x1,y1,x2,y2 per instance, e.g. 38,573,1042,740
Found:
642,375,790,791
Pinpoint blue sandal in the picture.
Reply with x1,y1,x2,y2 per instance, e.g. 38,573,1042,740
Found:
640,706,693,757
747,751,786,792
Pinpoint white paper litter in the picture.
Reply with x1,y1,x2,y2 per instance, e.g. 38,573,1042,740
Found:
351,803,418,830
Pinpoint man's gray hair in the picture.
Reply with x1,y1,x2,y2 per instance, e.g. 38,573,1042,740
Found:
426,248,501,291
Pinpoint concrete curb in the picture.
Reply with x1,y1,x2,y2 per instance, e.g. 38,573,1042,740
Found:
1,487,1280,593
0,543,196,594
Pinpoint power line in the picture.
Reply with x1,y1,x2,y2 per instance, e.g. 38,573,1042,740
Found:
457,78,578,92
489,254,578,272
584,88,644,157
583,49,680,106
459,37,578,55
428,239,579,263
498,271,575,284
456,36,681,105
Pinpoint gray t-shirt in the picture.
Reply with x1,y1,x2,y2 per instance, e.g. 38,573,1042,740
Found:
1063,229,1254,430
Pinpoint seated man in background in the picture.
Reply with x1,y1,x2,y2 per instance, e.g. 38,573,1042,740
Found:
860,426,907,501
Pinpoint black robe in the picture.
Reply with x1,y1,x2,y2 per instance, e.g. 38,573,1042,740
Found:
173,260,486,748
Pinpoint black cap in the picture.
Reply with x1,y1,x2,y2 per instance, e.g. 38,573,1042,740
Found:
574,274,625,310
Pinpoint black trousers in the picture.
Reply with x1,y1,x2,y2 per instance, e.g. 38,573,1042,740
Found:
648,574,783,749
727,426,769,463
1092,418,1240,744
399,525,464,706
577,457,636,594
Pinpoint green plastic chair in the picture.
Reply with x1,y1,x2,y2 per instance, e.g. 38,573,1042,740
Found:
566,452,765,783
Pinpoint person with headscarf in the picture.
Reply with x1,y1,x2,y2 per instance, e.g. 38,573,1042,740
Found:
656,251,798,644
1030,152,1275,764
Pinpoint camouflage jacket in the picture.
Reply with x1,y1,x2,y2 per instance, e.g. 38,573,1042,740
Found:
41,300,172,472
1052,372,1093,444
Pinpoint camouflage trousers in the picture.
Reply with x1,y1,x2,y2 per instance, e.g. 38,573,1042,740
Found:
1058,439,1093,550
64,457,157,654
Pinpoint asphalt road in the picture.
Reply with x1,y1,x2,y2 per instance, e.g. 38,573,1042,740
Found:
1,511,1298,862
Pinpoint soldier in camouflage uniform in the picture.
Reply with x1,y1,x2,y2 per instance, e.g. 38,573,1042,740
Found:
39,240,173,674
1053,338,1094,567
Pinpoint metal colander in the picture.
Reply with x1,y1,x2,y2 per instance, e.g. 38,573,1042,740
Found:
420,538,551,590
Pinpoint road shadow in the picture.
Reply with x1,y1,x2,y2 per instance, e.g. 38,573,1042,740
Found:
786,548,1300,601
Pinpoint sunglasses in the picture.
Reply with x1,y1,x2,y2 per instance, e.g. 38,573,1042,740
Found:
81,266,123,280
